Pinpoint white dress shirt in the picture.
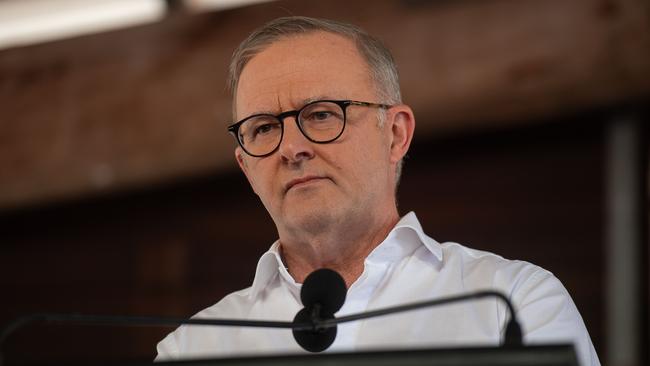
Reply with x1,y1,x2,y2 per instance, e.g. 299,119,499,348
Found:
156,212,600,366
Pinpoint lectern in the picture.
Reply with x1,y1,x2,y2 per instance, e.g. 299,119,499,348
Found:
144,344,578,366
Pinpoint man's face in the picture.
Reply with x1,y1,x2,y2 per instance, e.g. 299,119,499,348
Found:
234,32,398,235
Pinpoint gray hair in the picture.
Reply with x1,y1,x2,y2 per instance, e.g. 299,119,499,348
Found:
228,16,405,186
228,16,402,112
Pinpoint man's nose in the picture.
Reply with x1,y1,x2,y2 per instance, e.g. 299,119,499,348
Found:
278,117,315,163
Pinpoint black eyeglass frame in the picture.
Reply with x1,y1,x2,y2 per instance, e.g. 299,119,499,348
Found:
227,99,392,157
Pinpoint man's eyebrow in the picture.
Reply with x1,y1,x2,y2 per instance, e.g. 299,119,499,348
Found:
301,95,333,105
242,96,336,118
249,109,277,115
240,108,278,118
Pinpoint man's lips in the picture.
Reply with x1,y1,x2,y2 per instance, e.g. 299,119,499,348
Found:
285,175,328,192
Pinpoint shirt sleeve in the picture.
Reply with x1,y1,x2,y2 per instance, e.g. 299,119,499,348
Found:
511,268,601,366
154,331,179,361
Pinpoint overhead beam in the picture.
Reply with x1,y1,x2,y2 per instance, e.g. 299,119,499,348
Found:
0,0,648,210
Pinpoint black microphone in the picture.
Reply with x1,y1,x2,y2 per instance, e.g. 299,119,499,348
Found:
291,268,523,352
292,268,347,352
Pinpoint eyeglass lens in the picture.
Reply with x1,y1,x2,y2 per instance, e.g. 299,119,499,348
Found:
238,101,345,156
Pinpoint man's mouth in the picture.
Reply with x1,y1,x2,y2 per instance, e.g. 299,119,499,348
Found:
285,176,328,192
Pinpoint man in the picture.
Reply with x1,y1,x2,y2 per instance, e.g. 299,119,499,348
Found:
157,16,600,366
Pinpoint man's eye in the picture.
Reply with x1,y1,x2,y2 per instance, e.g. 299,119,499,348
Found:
306,111,335,121
313,111,332,120
254,123,278,136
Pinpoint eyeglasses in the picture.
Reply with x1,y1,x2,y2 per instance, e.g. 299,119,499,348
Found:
227,100,391,157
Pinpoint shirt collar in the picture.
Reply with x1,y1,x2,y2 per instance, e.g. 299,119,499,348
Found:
250,240,287,298
366,211,443,264
249,211,443,298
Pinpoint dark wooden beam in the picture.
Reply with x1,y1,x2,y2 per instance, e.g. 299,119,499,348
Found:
0,0,648,210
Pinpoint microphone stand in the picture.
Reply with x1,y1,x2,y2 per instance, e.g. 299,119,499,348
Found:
317,289,523,347
0,315,313,366
0,289,522,364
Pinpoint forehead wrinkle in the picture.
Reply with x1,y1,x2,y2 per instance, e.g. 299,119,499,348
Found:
239,72,304,112
243,85,333,116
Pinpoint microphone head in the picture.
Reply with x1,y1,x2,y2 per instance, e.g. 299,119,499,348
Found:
292,269,346,352
300,268,347,315
292,307,337,352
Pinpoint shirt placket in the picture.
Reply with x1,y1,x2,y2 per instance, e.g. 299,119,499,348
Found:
328,260,389,352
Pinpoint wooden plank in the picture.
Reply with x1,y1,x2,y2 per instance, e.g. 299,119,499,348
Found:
0,0,648,210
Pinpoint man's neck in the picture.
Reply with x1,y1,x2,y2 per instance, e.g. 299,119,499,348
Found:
278,210,400,288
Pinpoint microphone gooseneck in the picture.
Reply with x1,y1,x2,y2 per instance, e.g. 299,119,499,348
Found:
0,313,308,366
292,268,347,352
320,289,524,347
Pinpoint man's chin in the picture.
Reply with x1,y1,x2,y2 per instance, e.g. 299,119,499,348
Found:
283,206,338,235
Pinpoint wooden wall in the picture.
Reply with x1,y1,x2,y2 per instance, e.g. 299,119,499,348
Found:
0,117,617,363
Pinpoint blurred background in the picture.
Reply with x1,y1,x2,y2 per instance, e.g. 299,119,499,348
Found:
0,0,648,365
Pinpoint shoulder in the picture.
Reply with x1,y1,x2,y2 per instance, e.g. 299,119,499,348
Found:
155,286,255,360
434,241,573,314
438,241,554,291
193,287,256,319
438,242,598,365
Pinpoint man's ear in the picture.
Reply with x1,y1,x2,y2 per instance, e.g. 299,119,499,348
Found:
235,147,259,195
387,105,415,164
